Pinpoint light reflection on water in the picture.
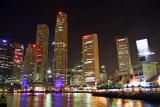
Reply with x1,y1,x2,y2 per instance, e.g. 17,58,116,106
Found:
6,93,160,107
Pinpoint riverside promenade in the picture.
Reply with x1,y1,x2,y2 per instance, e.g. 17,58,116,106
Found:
92,87,160,102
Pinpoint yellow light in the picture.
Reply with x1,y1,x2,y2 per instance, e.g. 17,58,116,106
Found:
158,75,160,85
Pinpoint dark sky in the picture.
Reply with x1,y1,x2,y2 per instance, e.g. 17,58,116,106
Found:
1,0,160,72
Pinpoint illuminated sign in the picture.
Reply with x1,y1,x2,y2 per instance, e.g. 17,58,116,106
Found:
136,39,149,54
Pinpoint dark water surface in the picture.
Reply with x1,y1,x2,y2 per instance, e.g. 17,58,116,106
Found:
6,93,160,107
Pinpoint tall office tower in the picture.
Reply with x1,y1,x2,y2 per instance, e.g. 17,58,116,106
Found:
36,24,49,82
0,39,13,83
12,43,24,82
52,11,68,88
24,44,36,83
82,34,100,87
116,37,132,78
136,38,155,63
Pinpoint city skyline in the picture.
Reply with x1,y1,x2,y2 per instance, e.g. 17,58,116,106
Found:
1,0,160,72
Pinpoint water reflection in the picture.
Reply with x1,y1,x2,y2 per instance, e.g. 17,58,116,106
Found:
6,93,160,107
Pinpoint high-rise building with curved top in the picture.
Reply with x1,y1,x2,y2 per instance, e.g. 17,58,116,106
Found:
52,11,68,88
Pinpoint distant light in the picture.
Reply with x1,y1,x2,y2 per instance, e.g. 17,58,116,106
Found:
136,39,149,54
21,45,24,50
47,70,51,74
2,40,7,43
52,42,55,46
158,75,160,86
83,35,91,38
101,65,105,69
118,39,125,42
58,11,62,15
48,75,52,78
32,44,36,48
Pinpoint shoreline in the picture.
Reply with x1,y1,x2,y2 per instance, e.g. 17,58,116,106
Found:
92,91,160,102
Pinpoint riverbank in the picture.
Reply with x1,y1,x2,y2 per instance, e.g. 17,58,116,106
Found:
0,90,92,93
92,90,160,102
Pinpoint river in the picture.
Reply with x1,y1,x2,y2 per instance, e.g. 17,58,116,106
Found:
5,93,160,107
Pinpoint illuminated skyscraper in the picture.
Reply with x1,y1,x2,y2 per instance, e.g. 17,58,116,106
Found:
52,11,68,88
12,43,24,81
82,34,100,87
116,37,132,77
24,44,36,82
0,39,13,83
36,24,49,82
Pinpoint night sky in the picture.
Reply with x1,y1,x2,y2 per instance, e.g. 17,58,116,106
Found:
1,0,160,73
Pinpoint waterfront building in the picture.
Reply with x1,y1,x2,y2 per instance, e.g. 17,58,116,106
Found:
24,44,36,83
136,38,155,63
116,37,132,81
82,34,100,87
142,62,158,81
12,43,24,82
0,39,13,83
132,64,144,82
36,24,49,82
132,62,158,82
71,63,84,87
52,11,68,88
99,65,107,83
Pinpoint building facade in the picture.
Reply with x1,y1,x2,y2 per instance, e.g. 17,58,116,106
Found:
136,38,155,63
36,24,49,82
116,37,132,78
142,62,158,81
24,44,36,83
132,64,144,82
52,11,68,88
82,34,100,87
0,39,13,83
71,64,84,87
12,43,24,82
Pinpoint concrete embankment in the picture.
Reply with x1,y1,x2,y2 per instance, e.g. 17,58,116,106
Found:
92,91,160,102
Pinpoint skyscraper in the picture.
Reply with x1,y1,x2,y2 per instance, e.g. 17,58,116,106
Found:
52,11,68,88
116,37,132,78
24,44,36,83
36,24,49,82
82,34,100,87
12,43,24,82
0,39,13,83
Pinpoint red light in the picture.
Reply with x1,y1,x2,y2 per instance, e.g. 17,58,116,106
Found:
32,44,36,48
83,35,91,38
58,11,62,15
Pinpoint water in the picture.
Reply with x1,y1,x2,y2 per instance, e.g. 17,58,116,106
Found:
5,93,160,107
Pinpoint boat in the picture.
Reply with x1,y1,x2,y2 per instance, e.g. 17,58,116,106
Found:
0,94,7,107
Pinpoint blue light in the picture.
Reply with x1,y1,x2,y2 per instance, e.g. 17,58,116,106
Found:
22,78,28,88
54,76,65,89
2,40,7,43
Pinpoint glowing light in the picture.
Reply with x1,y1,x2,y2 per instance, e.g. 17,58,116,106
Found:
158,75,160,86
54,76,65,89
118,38,125,41
47,70,51,74
52,42,55,45
83,35,91,38
58,11,62,15
136,39,149,54
22,78,28,88
32,44,36,48
2,40,7,42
